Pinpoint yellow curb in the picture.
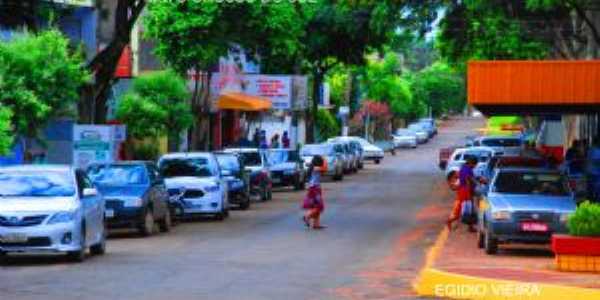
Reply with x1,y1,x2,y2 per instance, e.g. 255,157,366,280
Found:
415,268,600,300
413,227,600,299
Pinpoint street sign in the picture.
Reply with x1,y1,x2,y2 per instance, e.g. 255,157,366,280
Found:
339,106,350,115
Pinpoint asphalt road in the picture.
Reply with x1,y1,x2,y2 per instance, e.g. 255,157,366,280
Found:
0,118,480,300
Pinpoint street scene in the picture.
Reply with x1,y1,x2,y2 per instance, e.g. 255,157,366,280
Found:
2,1,600,300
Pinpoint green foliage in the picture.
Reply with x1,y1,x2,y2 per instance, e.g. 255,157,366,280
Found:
132,143,160,161
326,66,350,108
362,52,418,119
568,201,600,237
0,29,89,137
116,70,193,146
0,107,13,155
408,62,466,117
315,109,340,141
437,2,549,65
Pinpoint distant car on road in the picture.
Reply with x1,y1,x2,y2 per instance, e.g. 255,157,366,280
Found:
407,124,429,144
328,141,358,173
0,165,106,262
87,162,172,236
418,118,438,136
393,129,418,148
267,149,307,190
300,144,344,181
214,152,251,210
159,152,230,220
328,137,365,169
478,167,576,254
445,146,498,182
223,148,273,201
349,137,384,164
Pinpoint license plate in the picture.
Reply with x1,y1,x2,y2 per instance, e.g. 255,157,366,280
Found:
105,209,115,218
1,233,28,243
521,222,548,232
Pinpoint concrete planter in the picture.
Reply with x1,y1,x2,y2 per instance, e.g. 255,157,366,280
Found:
552,234,600,272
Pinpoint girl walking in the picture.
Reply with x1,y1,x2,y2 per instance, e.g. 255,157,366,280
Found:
302,155,328,230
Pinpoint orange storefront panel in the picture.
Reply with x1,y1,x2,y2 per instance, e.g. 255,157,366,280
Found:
468,60,600,106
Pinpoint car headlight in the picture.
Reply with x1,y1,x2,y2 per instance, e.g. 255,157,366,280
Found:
492,211,511,220
122,197,143,208
559,213,571,223
48,211,76,224
204,185,220,193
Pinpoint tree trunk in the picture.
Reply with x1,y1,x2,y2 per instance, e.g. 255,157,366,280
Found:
307,71,323,143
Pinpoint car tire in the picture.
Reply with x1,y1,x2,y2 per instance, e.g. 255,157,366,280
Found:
374,159,381,164
158,209,172,233
68,225,86,262
260,184,269,201
484,230,498,255
239,195,251,210
90,228,106,256
139,208,155,237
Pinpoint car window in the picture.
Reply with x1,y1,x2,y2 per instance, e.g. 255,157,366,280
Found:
239,152,262,167
87,165,149,186
268,150,300,164
216,154,242,172
301,145,333,156
159,158,217,178
0,170,76,197
481,138,521,147
493,171,570,196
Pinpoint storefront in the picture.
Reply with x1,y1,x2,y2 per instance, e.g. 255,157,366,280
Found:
468,60,600,161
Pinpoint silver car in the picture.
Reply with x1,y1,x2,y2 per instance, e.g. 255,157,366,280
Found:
407,124,429,144
328,137,365,170
300,144,344,181
0,165,106,262
393,129,418,148
329,141,357,173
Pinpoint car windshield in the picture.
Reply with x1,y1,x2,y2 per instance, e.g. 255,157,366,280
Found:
396,129,412,135
481,138,521,147
87,165,148,186
216,155,241,172
238,152,262,167
408,125,423,131
494,171,570,196
160,158,217,178
464,150,492,162
0,170,75,197
268,150,300,164
301,145,332,156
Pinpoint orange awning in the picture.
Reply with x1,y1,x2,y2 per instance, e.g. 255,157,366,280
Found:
468,60,600,115
217,93,272,111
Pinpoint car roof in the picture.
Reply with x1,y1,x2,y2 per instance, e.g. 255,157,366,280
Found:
89,160,152,166
496,167,557,173
0,164,73,172
159,152,214,160
223,148,260,153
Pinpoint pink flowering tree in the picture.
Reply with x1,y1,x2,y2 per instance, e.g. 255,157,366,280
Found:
350,100,392,141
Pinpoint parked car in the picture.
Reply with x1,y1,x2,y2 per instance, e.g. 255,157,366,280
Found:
393,129,418,148
0,165,106,262
214,152,251,210
419,118,438,136
477,167,576,254
158,152,230,220
328,137,365,169
87,162,172,236
300,144,344,180
445,146,498,181
474,136,523,157
328,141,357,173
350,137,384,164
267,149,307,190
223,148,272,201
407,124,429,144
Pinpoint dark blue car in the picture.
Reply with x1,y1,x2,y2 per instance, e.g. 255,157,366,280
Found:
87,161,172,236
215,152,251,210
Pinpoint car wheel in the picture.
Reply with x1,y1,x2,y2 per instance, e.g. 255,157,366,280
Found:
68,225,86,262
484,230,498,255
158,209,172,233
139,208,155,236
374,159,380,164
90,228,107,256
239,194,251,210
260,184,269,201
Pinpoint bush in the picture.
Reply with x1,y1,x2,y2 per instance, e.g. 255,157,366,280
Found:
132,143,160,161
315,108,340,141
567,201,600,237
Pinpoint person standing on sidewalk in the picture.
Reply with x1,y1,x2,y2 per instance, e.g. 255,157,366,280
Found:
447,156,478,232
282,131,290,149
302,155,328,230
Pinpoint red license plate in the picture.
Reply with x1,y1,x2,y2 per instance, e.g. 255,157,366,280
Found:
521,222,548,232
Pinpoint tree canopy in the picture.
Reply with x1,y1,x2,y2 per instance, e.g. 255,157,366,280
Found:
407,62,465,117
0,107,12,155
0,29,89,138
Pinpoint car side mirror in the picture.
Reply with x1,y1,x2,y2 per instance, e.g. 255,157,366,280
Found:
82,188,98,198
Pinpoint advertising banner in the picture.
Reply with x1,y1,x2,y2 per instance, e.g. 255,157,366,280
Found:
73,125,114,169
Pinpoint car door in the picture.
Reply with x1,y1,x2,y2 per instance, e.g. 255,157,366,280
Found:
76,170,102,245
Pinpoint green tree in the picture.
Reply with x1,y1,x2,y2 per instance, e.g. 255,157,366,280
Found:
315,109,340,141
408,62,466,117
0,29,89,138
0,107,13,155
116,70,193,152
